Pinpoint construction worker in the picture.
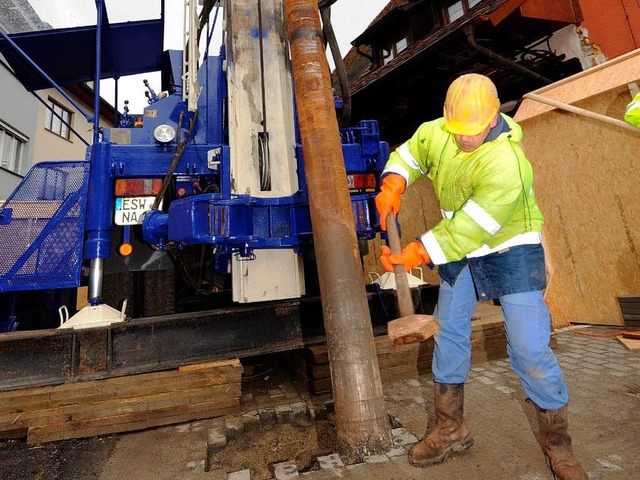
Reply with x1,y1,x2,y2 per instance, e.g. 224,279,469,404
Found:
624,90,640,128
375,74,587,480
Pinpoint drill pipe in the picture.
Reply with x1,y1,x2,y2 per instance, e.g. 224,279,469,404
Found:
284,0,392,457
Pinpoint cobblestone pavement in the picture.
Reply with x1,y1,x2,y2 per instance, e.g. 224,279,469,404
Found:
95,328,640,480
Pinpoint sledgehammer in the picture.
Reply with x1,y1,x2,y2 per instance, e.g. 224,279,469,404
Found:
385,213,440,346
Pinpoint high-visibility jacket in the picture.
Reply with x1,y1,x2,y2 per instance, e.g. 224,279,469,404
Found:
625,91,640,128
382,114,544,265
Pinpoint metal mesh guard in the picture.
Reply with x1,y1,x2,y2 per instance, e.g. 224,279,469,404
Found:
0,162,89,292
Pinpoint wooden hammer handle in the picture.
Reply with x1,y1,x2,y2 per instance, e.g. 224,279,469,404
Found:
385,212,415,317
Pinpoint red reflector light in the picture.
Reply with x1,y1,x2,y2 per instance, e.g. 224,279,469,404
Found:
347,174,377,190
115,179,163,196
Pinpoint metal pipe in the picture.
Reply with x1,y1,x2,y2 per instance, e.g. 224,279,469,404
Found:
93,0,104,144
464,24,552,86
284,0,392,458
114,77,119,127
320,7,351,127
86,0,111,305
523,92,640,133
88,258,104,304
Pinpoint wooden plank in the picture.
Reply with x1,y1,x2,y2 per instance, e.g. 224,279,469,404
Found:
471,347,508,363
1,383,240,430
617,336,640,351
27,401,240,444
471,325,505,337
0,364,242,414
307,363,330,381
377,350,420,370
300,324,507,388
179,359,242,372
311,378,332,395
0,359,242,442
0,360,242,401
305,345,329,365
24,395,239,436
375,339,422,356
0,371,241,416
470,331,507,345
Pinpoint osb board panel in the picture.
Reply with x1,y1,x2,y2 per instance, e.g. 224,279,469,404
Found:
515,48,640,121
363,85,638,327
518,86,640,326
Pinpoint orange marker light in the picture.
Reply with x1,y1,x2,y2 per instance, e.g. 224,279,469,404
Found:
119,243,133,256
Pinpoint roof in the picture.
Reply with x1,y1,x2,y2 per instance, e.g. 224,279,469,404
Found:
0,3,164,92
331,0,411,87
0,0,50,33
368,0,413,29
347,0,513,95
352,0,413,46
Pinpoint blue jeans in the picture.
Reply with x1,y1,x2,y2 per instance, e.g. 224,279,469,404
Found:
432,266,569,410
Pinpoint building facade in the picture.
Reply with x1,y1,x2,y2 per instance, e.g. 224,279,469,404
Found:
338,0,640,146
0,0,48,198
0,1,115,199
580,0,640,60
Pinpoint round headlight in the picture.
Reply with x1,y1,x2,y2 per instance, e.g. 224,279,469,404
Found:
153,124,176,144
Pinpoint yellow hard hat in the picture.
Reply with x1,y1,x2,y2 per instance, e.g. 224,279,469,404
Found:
443,74,500,135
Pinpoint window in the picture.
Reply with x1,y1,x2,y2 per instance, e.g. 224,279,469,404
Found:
446,0,484,23
447,1,465,22
45,98,72,140
395,37,408,54
382,47,394,65
380,36,409,66
0,125,26,174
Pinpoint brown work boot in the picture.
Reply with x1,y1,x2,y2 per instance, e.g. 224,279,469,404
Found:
535,403,588,480
408,383,474,467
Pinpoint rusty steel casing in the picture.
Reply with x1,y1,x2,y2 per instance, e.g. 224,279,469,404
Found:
284,0,392,456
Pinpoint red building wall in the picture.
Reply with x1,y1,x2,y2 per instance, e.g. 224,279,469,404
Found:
579,0,640,59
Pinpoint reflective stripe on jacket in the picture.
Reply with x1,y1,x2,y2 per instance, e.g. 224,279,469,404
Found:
625,91,640,128
382,114,544,265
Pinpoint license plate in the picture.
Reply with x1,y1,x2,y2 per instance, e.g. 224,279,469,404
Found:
114,196,157,225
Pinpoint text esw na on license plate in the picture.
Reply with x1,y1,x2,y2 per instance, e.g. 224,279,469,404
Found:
114,196,157,225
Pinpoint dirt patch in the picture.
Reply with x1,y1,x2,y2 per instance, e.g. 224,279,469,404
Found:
0,436,117,480
208,420,341,479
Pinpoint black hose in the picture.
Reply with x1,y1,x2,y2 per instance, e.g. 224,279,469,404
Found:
318,0,339,8
320,6,352,127
197,0,218,46
152,110,199,211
